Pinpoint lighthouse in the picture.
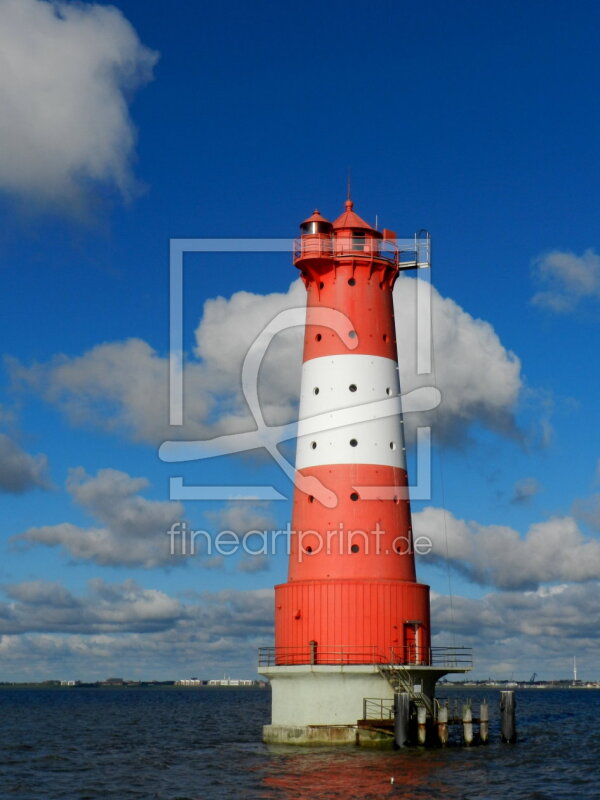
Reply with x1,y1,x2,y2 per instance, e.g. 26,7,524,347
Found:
259,200,471,746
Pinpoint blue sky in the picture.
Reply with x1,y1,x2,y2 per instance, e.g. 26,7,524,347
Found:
0,0,599,682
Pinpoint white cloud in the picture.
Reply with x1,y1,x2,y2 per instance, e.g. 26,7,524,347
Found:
12,467,185,567
205,502,276,536
237,554,270,573
0,578,184,634
531,248,600,313
510,476,541,504
415,507,600,589
0,0,158,210
199,502,277,572
0,432,50,493
431,582,600,678
1,577,599,681
0,585,273,680
394,276,521,442
13,276,523,449
573,492,600,533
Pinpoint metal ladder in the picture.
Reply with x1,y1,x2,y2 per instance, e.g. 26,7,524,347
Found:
378,665,433,716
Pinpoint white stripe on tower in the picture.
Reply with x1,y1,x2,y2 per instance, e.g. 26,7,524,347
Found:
296,353,406,471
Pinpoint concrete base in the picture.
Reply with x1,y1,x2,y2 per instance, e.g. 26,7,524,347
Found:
259,663,469,746
260,664,396,727
263,723,394,748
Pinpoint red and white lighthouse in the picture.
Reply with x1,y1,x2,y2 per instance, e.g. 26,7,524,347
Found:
260,200,470,746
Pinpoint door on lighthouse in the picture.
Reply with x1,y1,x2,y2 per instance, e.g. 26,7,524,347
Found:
404,622,421,665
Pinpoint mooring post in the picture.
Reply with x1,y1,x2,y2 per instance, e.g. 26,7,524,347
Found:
417,705,427,745
479,700,489,744
462,703,473,746
394,692,410,748
500,691,517,743
437,703,449,746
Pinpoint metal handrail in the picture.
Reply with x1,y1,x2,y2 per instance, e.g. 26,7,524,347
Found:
293,230,431,271
362,697,394,720
258,644,472,669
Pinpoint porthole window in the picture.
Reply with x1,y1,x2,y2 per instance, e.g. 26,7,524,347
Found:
383,333,389,342
308,495,314,503
319,281,325,289
390,442,396,450
385,387,392,396
306,546,313,554
310,441,317,450
350,492,359,501
313,387,319,395
348,330,357,339
350,544,360,553
348,278,356,286
349,438,358,447
315,333,322,342
349,384,357,392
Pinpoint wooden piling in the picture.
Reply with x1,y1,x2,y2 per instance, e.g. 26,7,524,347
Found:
437,703,449,746
500,691,517,743
394,693,410,748
462,703,473,746
417,705,427,745
479,700,489,744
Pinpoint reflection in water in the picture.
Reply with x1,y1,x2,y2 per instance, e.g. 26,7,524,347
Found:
262,747,450,800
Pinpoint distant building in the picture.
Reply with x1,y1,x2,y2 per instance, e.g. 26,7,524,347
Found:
175,679,205,686
207,679,257,686
60,680,76,686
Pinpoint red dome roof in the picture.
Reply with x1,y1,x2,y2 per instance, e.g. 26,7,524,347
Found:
332,200,375,231
300,208,331,226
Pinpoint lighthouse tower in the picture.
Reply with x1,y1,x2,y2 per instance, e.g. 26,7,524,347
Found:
260,200,470,746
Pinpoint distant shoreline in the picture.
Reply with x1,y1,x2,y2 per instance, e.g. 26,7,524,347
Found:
0,683,269,690
0,683,597,691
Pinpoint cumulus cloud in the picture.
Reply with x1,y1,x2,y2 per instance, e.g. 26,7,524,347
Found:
431,582,600,678
0,432,50,492
531,248,600,313
415,507,600,589
0,585,273,680
1,577,598,680
0,578,184,634
12,276,523,449
0,0,158,211
394,276,521,442
12,467,185,567
205,502,276,536
510,476,541,504
237,554,270,573
573,493,600,533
